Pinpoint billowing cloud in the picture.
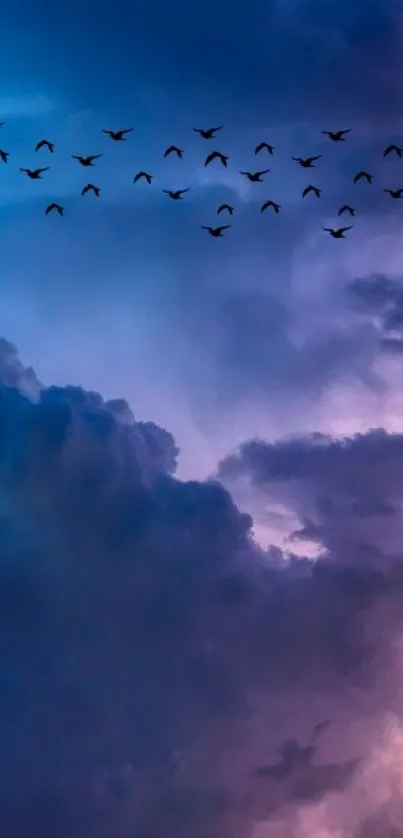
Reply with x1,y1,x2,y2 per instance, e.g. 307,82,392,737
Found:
0,342,403,837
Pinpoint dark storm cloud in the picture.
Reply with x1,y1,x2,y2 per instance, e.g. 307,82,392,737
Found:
2,343,403,837
346,273,403,352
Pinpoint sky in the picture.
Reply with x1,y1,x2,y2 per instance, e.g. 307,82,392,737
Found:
3,0,403,836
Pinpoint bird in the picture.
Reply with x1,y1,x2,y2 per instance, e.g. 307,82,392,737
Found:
383,144,403,158
293,156,321,168
338,205,355,216
193,127,223,139
164,145,183,159
240,169,270,182
45,202,64,216
260,200,280,213
302,185,321,198
162,189,190,199
321,129,351,141
217,204,234,215
0,149,9,164
102,129,133,141
205,150,228,167
323,226,352,238
255,142,274,155
311,720,332,741
72,155,102,167
201,225,231,237
81,183,101,197
20,167,50,179
353,171,373,183
35,139,55,153
384,188,403,198
133,171,153,184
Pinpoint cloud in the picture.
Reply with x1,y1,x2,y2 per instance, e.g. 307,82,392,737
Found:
0,93,59,118
1,341,403,837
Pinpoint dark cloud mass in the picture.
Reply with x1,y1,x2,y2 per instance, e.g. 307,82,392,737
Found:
1,341,403,837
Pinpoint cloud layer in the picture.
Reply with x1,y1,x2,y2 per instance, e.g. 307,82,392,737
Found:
0,339,403,837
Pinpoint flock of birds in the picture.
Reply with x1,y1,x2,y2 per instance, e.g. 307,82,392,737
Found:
2,121,403,238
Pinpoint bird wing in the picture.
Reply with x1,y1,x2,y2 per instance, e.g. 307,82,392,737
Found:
121,129,133,135
205,152,214,165
38,167,50,173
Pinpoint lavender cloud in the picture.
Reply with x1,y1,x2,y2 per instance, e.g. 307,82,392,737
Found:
0,343,402,837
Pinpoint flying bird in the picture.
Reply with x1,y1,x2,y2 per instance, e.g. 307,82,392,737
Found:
102,129,133,141
293,156,321,168
311,720,332,741
201,225,231,237
302,185,321,198
260,200,280,213
133,171,153,184
323,226,352,238
35,139,55,153
20,167,50,179
353,171,373,183
45,202,64,216
162,189,190,199
240,169,270,182
384,188,403,198
205,150,228,167
217,203,234,215
0,149,9,164
193,127,223,139
164,145,183,159
338,205,355,216
72,155,102,166
383,144,403,158
321,129,351,141
81,183,101,197
255,142,274,155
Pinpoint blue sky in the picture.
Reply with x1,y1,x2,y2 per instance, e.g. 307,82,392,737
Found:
3,0,403,497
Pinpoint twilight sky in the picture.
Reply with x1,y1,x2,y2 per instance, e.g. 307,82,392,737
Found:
3,1,403,836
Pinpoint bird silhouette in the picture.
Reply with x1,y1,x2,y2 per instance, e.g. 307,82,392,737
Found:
205,151,228,167
0,149,9,164
240,169,270,182
255,142,274,155
133,171,153,184
162,189,190,199
260,200,280,213
35,139,55,153
323,226,352,238
81,183,101,197
338,205,355,216
321,129,351,141
384,188,403,198
102,129,133,141
302,185,321,198
20,167,50,179
293,156,321,168
201,225,231,237
164,145,183,159
353,171,373,183
217,204,234,215
72,155,102,167
193,127,223,139
383,144,403,158
45,202,64,216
